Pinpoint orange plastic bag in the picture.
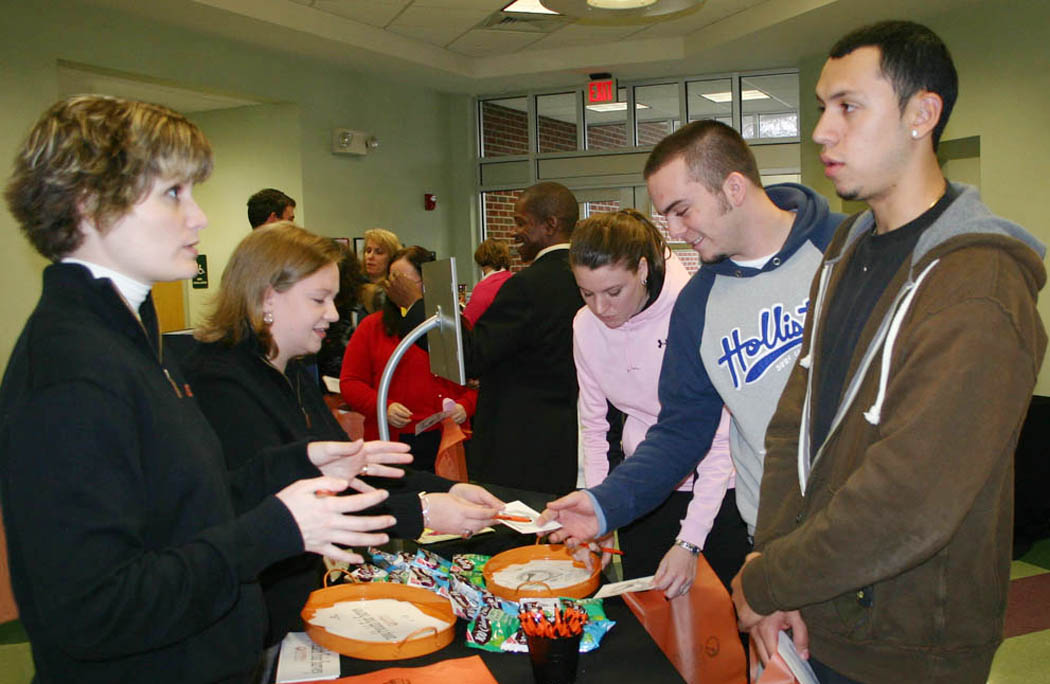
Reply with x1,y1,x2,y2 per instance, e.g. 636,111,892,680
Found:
622,553,747,684
332,655,498,683
434,417,468,482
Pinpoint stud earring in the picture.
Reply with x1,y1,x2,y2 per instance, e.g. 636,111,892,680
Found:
263,312,274,324
911,129,919,139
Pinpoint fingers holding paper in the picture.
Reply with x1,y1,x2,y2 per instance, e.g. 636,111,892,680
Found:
538,491,600,544
749,610,809,666
423,492,501,535
653,543,698,599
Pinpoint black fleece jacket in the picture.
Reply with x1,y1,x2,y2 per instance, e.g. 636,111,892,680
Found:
184,335,453,641
0,264,312,683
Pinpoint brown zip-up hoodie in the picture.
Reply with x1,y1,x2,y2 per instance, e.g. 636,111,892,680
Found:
740,183,1047,683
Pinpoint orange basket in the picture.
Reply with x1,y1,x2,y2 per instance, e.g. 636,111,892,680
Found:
482,544,600,602
301,579,456,660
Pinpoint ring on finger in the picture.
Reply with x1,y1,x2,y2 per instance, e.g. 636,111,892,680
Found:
361,465,369,476
461,528,473,539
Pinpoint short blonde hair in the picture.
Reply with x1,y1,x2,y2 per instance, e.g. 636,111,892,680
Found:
363,228,401,267
5,95,212,261
195,222,342,359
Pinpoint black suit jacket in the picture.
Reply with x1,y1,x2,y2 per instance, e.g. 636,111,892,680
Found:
445,248,584,494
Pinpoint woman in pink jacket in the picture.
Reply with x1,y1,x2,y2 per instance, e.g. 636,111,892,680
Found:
570,209,748,595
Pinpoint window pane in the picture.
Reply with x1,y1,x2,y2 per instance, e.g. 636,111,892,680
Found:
741,73,799,140
482,189,529,271
759,112,799,138
686,78,733,127
585,87,628,150
649,205,701,275
536,92,578,153
582,198,621,219
635,83,679,146
480,97,528,158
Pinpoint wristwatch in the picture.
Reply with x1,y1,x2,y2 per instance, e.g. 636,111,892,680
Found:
674,539,702,555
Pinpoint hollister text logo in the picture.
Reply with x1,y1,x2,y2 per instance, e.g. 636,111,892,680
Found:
717,300,808,389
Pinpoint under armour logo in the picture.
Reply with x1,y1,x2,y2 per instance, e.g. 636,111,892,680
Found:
657,339,666,348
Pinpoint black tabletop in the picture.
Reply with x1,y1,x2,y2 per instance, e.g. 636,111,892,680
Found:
314,482,683,682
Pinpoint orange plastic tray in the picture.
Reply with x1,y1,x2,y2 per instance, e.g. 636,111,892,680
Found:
301,581,455,660
482,544,600,601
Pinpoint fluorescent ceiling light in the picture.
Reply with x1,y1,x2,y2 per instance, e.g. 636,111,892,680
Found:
503,0,560,14
701,89,770,103
585,102,651,112
587,0,658,8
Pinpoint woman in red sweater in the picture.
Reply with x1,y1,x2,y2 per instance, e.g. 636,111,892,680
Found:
340,246,476,472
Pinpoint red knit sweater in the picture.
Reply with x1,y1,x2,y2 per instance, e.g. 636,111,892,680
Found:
339,311,477,441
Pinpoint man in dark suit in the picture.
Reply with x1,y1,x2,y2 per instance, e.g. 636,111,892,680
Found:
400,182,583,494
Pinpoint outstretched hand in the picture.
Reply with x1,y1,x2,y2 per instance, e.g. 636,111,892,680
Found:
276,476,395,564
307,439,412,481
424,491,501,536
537,491,600,544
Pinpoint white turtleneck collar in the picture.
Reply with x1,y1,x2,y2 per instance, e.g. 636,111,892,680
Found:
62,258,153,314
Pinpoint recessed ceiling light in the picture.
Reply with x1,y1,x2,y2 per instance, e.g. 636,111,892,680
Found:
700,89,769,103
503,0,560,14
585,102,651,112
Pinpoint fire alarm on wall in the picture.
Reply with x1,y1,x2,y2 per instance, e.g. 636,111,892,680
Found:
424,193,437,211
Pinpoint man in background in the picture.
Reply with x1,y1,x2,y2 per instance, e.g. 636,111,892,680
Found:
400,182,583,495
247,188,296,228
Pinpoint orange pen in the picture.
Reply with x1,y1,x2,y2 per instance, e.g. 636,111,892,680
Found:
495,514,533,523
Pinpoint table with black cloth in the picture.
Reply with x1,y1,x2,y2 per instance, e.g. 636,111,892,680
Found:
313,483,685,683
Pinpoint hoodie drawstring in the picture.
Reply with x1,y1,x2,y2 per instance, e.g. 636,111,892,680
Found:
862,259,940,425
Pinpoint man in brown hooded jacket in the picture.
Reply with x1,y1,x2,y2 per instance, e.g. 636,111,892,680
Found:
732,20,1047,684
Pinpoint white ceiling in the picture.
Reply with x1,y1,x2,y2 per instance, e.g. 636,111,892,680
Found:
85,0,986,95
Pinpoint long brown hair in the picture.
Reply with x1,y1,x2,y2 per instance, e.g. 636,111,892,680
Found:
570,208,669,305
195,222,342,359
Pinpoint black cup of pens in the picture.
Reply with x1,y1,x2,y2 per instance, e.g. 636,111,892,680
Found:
519,603,587,684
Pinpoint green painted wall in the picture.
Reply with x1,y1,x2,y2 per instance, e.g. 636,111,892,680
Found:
799,1,1050,395
0,0,475,370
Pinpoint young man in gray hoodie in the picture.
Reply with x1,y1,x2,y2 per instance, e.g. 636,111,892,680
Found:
733,21,1047,684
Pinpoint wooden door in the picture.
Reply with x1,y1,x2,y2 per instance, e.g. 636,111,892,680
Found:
152,280,187,332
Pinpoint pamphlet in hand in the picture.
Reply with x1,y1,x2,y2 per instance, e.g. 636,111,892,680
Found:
497,500,562,534
593,575,656,599
776,630,819,684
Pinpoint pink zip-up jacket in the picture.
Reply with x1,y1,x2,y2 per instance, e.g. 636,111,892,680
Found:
573,251,735,549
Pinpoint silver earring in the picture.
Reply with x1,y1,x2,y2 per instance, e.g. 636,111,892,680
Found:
642,277,648,285
911,129,919,139
263,312,273,324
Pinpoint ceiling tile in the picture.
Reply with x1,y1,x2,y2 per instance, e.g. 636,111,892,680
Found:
390,5,492,27
311,0,412,28
388,22,472,47
447,28,546,56
527,22,641,49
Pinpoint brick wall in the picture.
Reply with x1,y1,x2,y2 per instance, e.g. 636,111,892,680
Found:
638,120,674,146
481,102,528,157
482,102,580,156
586,122,627,150
482,189,527,272
538,115,577,153
650,210,699,275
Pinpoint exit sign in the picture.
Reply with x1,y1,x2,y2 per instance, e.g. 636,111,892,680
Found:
588,78,616,105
